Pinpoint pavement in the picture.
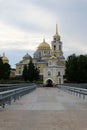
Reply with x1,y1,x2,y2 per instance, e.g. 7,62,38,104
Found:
0,87,87,130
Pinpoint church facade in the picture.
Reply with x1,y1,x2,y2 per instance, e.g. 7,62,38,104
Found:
16,25,65,86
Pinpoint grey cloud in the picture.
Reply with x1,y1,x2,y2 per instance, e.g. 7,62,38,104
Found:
0,0,55,33
0,0,87,67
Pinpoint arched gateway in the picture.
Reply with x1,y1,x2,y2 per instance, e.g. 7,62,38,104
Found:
44,79,54,87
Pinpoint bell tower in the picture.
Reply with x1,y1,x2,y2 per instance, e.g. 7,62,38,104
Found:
51,24,63,58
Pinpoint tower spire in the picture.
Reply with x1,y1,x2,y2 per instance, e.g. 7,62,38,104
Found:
43,38,45,43
53,24,60,41
56,24,58,36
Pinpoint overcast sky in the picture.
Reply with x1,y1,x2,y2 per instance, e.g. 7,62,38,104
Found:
0,0,87,67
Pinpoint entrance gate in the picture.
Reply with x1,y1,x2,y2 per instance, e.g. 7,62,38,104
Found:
46,79,53,87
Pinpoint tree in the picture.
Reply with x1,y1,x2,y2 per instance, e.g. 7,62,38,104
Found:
2,63,11,79
77,55,87,83
0,58,11,80
65,54,87,83
22,65,28,81
65,54,78,82
27,58,40,82
22,58,40,82
34,67,40,81
0,58,3,80
27,59,36,82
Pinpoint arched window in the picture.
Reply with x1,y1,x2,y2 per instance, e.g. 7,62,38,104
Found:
19,70,21,74
39,52,41,57
59,45,61,50
49,61,51,65
48,71,51,76
59,78,61,84
58,71,61,76
54,45,56,50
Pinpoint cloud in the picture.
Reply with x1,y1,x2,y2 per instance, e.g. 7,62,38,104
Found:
0,0,87,67
0,20,52,49
0,0,56,32
0,0,56,52
63,35,87,59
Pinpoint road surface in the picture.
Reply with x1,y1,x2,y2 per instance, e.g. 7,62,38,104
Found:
0,87,87,130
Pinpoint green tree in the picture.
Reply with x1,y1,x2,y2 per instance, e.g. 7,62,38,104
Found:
27,58,40,82
0,58,3,80
65,54,87,83
3,63,11,79
65,54,78,82
27,59,36,82
22,65,28,81
0,57,11,80
77,55,87,83
34,67,40,81
22,58,40,82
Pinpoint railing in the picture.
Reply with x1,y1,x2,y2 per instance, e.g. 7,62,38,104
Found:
62,83,87,89
0,83,34,92
58,85,87,99
0,84,36,108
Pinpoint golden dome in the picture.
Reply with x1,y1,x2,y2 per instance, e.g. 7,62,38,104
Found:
2,53,9,63
38,39,50,50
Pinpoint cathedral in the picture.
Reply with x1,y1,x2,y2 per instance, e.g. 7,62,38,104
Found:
16,25,65,86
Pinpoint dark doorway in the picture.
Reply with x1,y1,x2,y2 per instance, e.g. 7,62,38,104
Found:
46,79,53,87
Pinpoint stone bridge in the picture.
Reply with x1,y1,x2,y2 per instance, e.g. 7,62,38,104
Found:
0,87,87,130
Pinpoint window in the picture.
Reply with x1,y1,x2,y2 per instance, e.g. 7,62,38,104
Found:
48,71,51,76
44,51,46,54
49,61,51,65
58,71,61,76
38,67,40,69
19,70,21,74
59,78,61,84
56,61,58,65
54,37,56,41
39,52,41,57
59,45,61,50
54,45,56,50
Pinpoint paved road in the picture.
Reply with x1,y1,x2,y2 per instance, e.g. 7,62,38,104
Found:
0,87,87,130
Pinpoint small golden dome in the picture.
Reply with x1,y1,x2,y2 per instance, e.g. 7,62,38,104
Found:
38,39,50,50
2,53,9,63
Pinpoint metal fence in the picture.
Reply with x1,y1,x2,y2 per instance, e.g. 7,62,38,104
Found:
0,84,36,108
58,85,87,99
0,83,34,92
63,83,87,89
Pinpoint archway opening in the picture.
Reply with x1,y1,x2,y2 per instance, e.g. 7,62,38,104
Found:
46,79,53,87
